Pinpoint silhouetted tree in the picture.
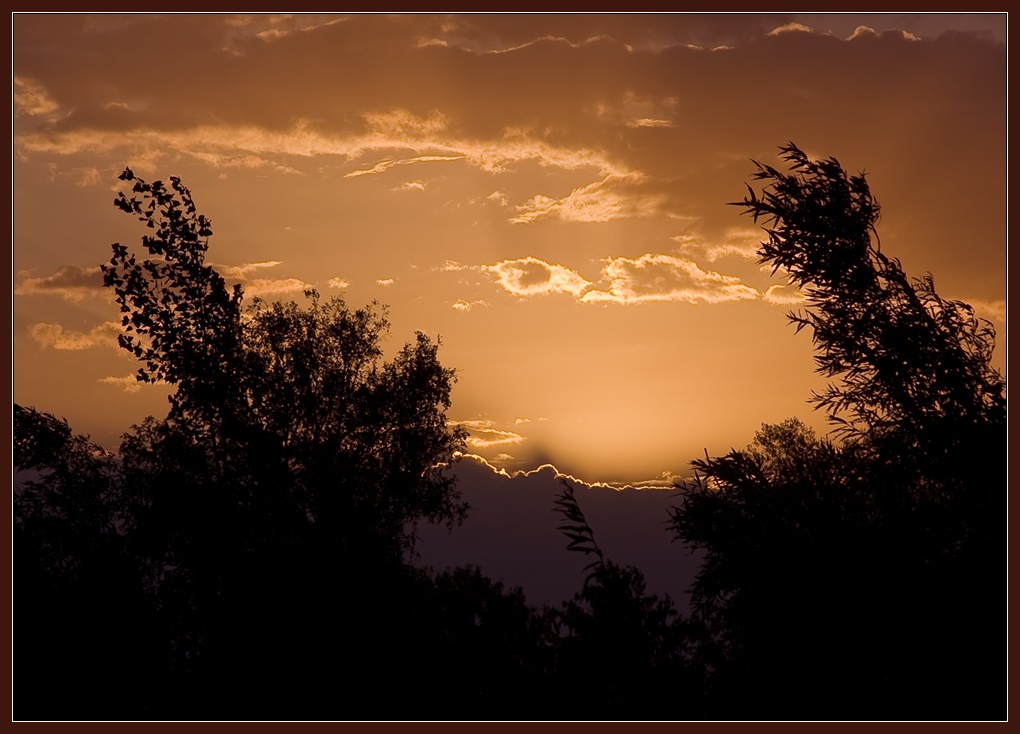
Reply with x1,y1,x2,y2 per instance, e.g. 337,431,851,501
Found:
17,169,470,719
551,484,693,719
14,405,165,719
401,565,554,719
670,145,1006,719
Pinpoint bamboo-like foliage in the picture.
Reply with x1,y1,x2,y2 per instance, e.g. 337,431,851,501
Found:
552,481,605,587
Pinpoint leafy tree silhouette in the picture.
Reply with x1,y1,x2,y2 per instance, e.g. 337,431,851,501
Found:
17,169,471,719
551,483,694,719
14,405,166,719
670,144,1005,719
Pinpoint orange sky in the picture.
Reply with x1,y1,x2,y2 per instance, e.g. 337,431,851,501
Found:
13,13,1007,486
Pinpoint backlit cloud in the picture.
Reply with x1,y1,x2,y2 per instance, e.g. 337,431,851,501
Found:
98,374,144,393
456,452,678,491
481,257,592,298
13,77,60,118
486,190,509,207
451,299,489,312
345,154,463,178
28,321,122,351
671,229,762,262
244,278,313,297
210,260,310,298
762,284,807,306
959,298,1006,324
582,254,759,304
15,265,105,301
450,420,526,449
511,173,664,224
214,260,284,279
769,22,814,36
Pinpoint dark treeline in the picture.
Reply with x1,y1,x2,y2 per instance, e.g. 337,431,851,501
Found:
14,145,1005,721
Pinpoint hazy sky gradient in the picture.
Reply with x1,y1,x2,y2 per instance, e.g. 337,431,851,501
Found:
13,13,1006,485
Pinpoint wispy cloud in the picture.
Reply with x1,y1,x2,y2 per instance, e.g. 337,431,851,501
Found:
670,228,762,262
514,417,548,425
98,374,149,393
28,321,122,350
13,77,60,118
394,180,427,192
210,260,311,297
959,297,1007,323
511,173,664,224
762,284,806,306
15,265,106,302
345,155,463,178
450,419,526,449
581,254,759,304
17,110,636,200
481,257,592,298
213,260,284,278
451,299,489,312
244,278,312,297
328,277,350,289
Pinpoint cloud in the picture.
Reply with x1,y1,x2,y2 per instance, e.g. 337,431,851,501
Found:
848,25,878,41
28,321,122,350
630,118,673,128
462,254,761,306
486,190,509,207
13,77,60,118
16,110,634,200
671,229,762,262
451,299,489,312
455,452,678,491
581,254,760,305
345,154,463,178
762,284,807,306
243,277,313,297
959,298,1006,323
769,22,814,36
75,167,103,187
214,260,284,279
394,180,426,192
450,420,526,449
209,260,310,297
514,417,548,425
98,375,144,393
15,265,106,301
328,277,350,289
594,90,677,129
481,257,592,298
376,278,395,287
511,173,665,224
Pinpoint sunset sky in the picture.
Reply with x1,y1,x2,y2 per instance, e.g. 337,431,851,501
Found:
13,13,1007,489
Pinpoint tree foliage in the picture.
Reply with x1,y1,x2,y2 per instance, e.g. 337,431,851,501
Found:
17,169,470,718
670,145,1005,719
736,143,1005,455
550,484,693,719
101,168,467,559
